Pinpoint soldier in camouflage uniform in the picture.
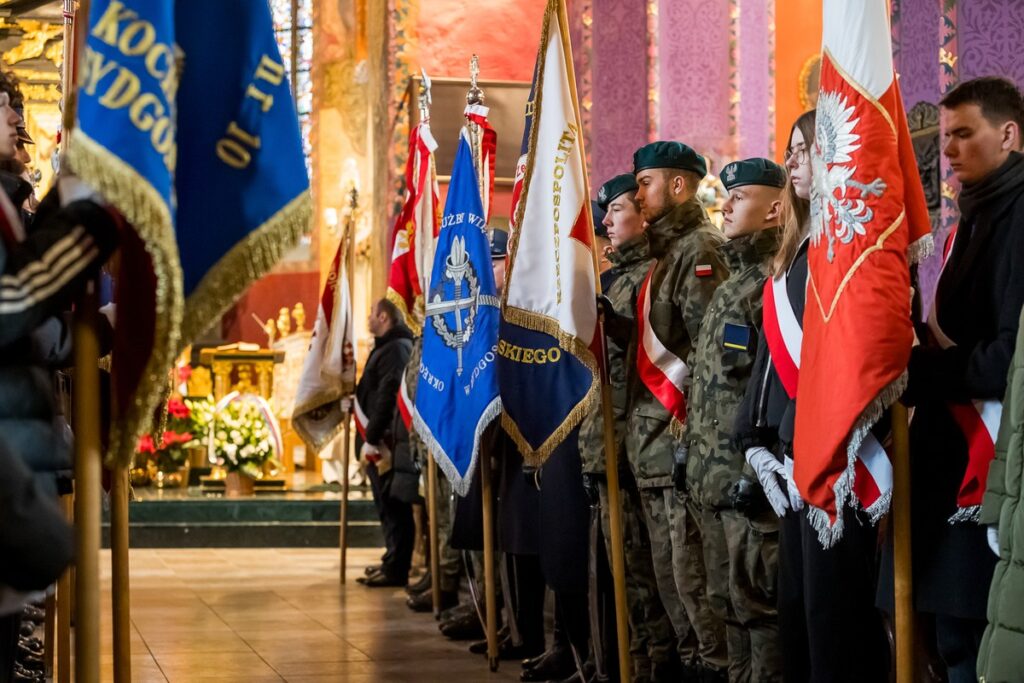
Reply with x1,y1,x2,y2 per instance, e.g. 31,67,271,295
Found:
618,142,729,680
685,159,786,682
580,174,676,682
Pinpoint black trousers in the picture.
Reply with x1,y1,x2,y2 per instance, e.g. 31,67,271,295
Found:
778,507,889,683
507,553,546,651
934,615,986,683
367,464,414,580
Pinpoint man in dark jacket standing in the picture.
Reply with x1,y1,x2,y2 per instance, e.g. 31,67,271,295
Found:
356,298,414,587
900,76,1024,683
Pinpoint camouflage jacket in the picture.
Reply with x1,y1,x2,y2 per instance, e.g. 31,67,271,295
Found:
685,228,780,509
624,199,728,488
405,337,424,459
579,235,653,475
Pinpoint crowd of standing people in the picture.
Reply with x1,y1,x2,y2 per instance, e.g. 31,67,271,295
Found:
352,75,1024,683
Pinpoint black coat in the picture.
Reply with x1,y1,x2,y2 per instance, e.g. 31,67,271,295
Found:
354,325,413,449
884,153,1024,619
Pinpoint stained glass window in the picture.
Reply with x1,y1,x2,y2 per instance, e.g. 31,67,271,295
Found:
271,0,313,167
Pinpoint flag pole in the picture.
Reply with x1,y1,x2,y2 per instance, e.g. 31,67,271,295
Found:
465,58,499,672
110,463,132,683
417,73,443,618
555,1,630,679
891,401,914,683
339,186,359,584
63,1,105,682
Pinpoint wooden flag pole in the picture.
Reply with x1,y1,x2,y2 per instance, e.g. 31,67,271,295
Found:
556,0,630,678
72,281,102,683
339,188,358,584
480,450,499,672
110,465,132,683
56,496,72,683
892,402,914,683
427,455,441,616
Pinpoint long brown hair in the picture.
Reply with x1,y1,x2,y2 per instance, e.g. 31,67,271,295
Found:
773,109,817,275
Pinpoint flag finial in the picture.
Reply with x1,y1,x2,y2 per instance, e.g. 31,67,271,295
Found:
467,54,484,105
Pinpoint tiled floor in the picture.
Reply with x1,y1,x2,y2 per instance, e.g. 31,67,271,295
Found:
89,548,521,682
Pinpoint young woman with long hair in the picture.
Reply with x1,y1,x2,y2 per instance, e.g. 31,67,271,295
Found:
733,109,890,682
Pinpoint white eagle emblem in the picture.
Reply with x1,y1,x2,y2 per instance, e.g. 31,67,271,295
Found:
811,90,888,262
725,164,737,182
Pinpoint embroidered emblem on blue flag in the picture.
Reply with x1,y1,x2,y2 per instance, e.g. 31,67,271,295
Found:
414,133,502,496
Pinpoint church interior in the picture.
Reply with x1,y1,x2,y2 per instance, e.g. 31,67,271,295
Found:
1,0,1023,681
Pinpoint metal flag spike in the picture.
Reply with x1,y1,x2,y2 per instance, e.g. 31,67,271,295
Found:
419,69,432,120
467,54,484,105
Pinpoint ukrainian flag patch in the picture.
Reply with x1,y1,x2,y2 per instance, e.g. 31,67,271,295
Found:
722,323,752,351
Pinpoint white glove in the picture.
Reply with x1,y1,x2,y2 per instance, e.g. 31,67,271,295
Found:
360,441,380,463
987,525,999,557
57,175,103,207
783,456,805,513
340,397,353,414
745,447,789,517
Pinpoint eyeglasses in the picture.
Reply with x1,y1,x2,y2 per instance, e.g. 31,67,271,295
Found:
784,144,809,164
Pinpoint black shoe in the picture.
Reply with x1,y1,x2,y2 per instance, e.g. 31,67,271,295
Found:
439,609,484,641
405,571,432,595
358,572,407,588
499,640,544,661
469,630,509,655
522,645,569,671
406,588,459,614
364,564,382,576
440,601,474,623
519,646,574,682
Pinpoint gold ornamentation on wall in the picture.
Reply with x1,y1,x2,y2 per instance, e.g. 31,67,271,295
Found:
322,58,368,155
2,21,63,65
798,54,821,111
21,83,60,103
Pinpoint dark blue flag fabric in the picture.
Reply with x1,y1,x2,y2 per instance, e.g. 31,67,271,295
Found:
414,132,502,496
68,0,310,465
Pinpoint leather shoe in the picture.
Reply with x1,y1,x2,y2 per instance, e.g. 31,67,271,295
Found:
358,572,407,588
363,564,382,576
405,571,432,595
520,645,574,682
439,609,484,641
406,588,459,614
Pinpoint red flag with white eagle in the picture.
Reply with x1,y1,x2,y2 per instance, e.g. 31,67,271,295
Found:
386,118,440,334
794,0,932,547
292,241,357,454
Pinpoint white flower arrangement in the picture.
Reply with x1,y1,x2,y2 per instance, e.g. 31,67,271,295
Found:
208,400,280,479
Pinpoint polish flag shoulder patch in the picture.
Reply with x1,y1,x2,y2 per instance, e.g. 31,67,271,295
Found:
695,264,713,278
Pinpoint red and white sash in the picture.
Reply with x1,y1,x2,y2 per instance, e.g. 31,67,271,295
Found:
353,396,368,441
397,374,413,431
927,226,1003,519
761,273,893,512
635,265,689,424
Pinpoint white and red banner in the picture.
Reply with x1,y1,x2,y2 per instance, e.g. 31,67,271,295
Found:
397,374,413,431
928,227,1003,521
387,120,440,333
636,267,688,424
794,0,932,546
762,271,893,516
464,104,497,222
292,241,357,454
498,0,601,464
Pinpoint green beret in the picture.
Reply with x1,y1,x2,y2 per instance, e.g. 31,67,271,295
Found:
720,157,787,190
596,174,639,211
632,141,707,177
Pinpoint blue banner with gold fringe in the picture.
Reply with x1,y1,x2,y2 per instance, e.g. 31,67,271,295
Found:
68,0,310,466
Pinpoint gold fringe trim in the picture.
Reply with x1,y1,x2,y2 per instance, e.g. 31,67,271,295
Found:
180,191,311,346
386,288,423,335
65,130,184,470
292,386,347,454
500,304,600,467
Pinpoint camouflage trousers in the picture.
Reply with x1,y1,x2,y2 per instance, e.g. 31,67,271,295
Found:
700,507,782,683
638,486,698,664
598,481,676,681
649,488,728,670
435,470,462,593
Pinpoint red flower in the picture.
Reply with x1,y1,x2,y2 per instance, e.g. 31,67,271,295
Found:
167,397,190,420
161,430,193,447
137,434,156,454
177,364,193,383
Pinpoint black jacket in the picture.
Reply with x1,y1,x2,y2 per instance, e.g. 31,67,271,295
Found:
734,239,808,458
355,324,414,448
889,153,1024,619
0,177,119,493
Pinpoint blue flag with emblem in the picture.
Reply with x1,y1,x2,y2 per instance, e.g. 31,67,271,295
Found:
68,0,310,465
413,133,502,496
